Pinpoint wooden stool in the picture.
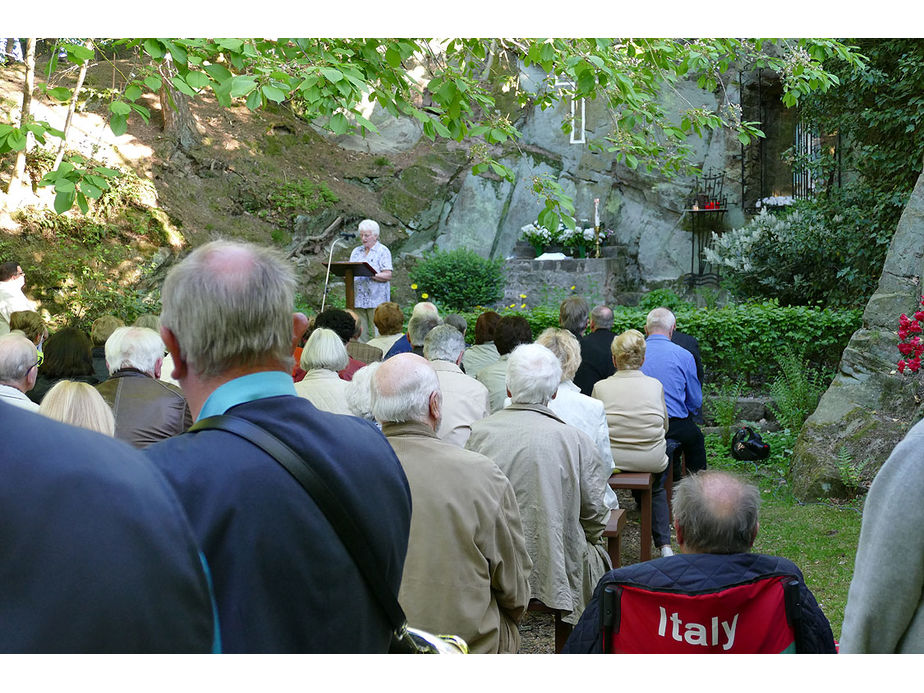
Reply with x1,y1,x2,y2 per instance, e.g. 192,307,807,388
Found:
527,599,572,653
608,472,653,562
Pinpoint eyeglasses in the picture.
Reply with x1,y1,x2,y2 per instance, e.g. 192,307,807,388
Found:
27,359,40,372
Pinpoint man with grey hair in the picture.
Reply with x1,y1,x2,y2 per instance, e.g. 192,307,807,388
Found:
0,332,40,411
559,295,590,338
384,301,441,359
423,323,489,447
641,306,707,474
372,353,531,653
144,240,411,653
95,326,192,448
564,470,835,653
466,343,611,627
574,304,617,395
350,218,392,341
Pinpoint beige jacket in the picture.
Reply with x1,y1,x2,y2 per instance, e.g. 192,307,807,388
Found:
383,421,532,653
428,359,490,447
475,354,509,413
466,403,610,625
293,369,351,415
592,369,669,473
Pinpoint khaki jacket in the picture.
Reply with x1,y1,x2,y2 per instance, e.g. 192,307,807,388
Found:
383,421,532,653
428,359,490,447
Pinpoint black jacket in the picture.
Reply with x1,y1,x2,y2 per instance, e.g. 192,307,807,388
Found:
574,329,616,395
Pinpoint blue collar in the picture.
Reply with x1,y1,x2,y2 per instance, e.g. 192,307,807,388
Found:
197,371,297,421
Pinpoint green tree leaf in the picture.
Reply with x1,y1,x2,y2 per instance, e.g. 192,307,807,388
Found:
262,84,286,103
109,101,132,116
54,191,75,214
144,75,163,91
230,75,258,98
109,113,128,136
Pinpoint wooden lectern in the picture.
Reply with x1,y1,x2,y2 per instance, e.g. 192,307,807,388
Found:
324,261,377,309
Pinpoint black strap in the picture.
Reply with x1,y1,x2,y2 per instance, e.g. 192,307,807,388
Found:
188,414,407,632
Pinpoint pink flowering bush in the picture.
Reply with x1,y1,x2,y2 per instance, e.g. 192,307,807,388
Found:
896,295,924,373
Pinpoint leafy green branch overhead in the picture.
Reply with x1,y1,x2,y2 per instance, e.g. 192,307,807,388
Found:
3,38,867,224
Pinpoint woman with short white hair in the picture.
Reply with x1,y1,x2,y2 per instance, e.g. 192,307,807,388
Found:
294,328,352,415
350,219,393,341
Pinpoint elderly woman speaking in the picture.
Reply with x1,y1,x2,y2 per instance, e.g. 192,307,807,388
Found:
350,219,393,342
592,328,673,558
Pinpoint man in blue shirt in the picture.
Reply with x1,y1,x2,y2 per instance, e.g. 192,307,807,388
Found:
640,307,707,474
146,240,412,652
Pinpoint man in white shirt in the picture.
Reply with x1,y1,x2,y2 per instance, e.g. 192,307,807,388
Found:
0,261,37,336
0,333,40,411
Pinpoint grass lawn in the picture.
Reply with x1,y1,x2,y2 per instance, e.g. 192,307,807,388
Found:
704,430,864,640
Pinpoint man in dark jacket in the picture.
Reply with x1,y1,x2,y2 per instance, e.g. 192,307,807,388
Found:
573,305,616,395
96,326,192,448
0,401,217,652
145,240,412,653
564,470,836,653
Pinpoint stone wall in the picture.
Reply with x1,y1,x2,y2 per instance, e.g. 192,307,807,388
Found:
788,167,924,499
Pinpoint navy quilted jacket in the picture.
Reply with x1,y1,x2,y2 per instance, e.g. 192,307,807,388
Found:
563,552,836,653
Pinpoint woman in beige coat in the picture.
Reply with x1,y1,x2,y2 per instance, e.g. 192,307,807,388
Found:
294,328,352,415
592,329,673,558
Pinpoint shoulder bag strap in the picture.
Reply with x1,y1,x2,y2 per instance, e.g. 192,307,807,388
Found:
188,414,408,632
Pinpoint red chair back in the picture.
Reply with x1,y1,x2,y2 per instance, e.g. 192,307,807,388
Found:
601,575,800,653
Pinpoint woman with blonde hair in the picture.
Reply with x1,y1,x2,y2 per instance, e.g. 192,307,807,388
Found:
592,328,673,557
293,328,352,415
39,380,116,436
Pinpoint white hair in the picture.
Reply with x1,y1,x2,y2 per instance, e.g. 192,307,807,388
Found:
506,343,561,405
646,307,676,334
371,353,440,425
300,328,349,372
407,313,441,347
423,324,465,363
358,219,380,238
104,326,164,375
346,362,381,422
0,333,38,384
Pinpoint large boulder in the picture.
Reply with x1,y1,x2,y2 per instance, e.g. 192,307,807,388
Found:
789,167,924,499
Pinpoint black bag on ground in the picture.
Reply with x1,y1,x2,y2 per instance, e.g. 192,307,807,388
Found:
731,426,771,461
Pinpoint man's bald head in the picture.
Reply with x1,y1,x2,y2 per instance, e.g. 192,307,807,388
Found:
371,352,441,428
673,470,760,554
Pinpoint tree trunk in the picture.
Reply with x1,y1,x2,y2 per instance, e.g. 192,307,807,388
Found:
158,55,201,152
53,39,93,170
5,38,36,201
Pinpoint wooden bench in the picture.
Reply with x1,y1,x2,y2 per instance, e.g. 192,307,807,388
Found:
608,472,654,562
603,507,627,568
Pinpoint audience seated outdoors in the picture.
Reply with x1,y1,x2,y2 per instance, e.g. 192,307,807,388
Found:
461,310,501,376
314,308,366,381
293,327,352,415
28,327,99,404
366,301,405,356
534,328,619,511
641,307,707,474
143,239,411,652
564,470,836,653
90,315,125,383
95,326,192,448
466,343,611,627
0,332,40,411
476,315,533,413
422,324,490,447
573,304,617,396
384,301,440,359
345,308,384,364
39,380,116,436
372,353,532,653
592,328,673,558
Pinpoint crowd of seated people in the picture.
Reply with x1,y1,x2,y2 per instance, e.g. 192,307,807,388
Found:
0,248,856,655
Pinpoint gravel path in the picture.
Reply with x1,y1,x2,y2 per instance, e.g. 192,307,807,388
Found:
517,490,648,654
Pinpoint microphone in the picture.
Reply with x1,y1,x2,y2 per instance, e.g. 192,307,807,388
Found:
340,232,357,240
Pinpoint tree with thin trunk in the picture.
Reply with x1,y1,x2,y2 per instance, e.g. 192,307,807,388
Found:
53,39,94,170
6,38,36,203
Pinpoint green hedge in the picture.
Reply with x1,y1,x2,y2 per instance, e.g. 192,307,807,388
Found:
457,302,862,385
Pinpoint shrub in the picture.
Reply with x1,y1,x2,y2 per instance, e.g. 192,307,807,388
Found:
767,348,829,431
409,249,505,311
636,288,688,313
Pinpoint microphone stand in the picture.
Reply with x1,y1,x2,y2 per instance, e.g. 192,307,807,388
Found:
321,233,356,313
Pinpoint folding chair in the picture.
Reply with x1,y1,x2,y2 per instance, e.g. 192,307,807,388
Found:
600,575,804,653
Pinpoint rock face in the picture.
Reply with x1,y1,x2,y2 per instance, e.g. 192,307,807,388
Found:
789,168,924,499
